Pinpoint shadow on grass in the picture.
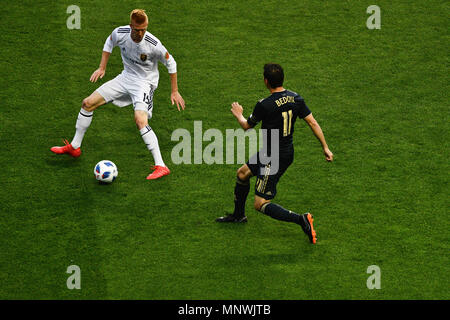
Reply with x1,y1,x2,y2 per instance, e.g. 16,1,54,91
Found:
214,222,249,230
215,251,309,268
45,156,82,168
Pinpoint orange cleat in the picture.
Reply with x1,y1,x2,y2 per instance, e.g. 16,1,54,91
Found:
302,213,317,244
50,139,81,157
146,165,170,180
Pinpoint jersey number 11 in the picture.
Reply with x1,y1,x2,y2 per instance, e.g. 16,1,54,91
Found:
282,110,293,136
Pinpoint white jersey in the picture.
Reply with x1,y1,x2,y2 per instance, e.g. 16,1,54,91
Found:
103,25,177,88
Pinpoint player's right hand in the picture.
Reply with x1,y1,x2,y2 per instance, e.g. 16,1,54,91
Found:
231,102,243,118
90,68,106,82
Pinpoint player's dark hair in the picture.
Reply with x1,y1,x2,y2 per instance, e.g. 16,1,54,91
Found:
263,63,284,88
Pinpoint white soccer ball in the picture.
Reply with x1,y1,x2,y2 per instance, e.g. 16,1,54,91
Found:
94,160,118,183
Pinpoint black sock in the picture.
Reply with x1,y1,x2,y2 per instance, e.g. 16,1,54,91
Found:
260,203,301,224
233,177,250,217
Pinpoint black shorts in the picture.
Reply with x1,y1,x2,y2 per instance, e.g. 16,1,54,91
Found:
246,151,294,200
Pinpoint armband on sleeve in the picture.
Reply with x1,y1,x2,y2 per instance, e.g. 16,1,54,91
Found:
103,29,118,53
165,53,177,74
157,42,177,74
103,34,114,53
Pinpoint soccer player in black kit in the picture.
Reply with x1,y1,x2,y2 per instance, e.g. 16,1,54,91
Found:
216,63,333,244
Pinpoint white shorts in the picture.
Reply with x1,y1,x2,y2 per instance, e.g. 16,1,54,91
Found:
96,73,156,118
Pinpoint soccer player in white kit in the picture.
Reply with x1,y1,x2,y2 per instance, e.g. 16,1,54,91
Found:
51,9,185,180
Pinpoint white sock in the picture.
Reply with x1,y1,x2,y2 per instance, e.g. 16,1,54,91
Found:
71,108,93,149
140,125,165,167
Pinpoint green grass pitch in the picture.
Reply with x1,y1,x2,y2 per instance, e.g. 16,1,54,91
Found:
0,0,448,299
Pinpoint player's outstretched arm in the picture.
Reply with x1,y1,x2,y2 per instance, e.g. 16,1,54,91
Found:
231,102,251,130
169,73,185,111
90,51,111,83
303,113,333,162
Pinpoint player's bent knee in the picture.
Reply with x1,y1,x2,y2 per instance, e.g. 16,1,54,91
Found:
135,121,148,130
82,98,89,108
134,115,148,130
82,92,105,112
82,98,95,112
254,199,269,211
237,165,251,182
236,169,245,180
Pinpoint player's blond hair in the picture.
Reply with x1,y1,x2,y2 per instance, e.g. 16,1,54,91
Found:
130,9,148,24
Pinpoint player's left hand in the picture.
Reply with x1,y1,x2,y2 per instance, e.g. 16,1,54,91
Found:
90,68,105,83
323,148,334,162
171,91,185,111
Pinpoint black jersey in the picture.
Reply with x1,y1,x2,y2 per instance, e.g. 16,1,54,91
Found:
247,90,311,155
